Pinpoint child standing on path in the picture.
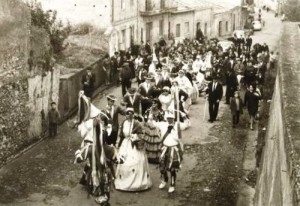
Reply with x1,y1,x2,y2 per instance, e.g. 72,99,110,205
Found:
230,91,243,128
48,102,60,137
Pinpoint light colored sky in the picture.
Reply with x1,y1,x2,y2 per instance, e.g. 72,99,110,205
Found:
25,0,111,28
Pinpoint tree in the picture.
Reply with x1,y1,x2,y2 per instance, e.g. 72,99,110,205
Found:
29,1,71,55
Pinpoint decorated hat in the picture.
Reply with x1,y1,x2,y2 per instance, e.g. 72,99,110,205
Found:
172,79,178,84
125,107,134,114
145,74,153,80
165,111,175,119
178,70,184,74
106,94,117,101
128,87,137,94
163,86,170,92
211,74,219,80
162,65,169,70
122,62,130,67
156,68,162,73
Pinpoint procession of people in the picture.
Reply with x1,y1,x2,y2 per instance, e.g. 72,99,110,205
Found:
73,33,275,205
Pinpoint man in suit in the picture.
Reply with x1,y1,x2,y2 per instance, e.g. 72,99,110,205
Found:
120,62,133,96
145,40,152,55
122,87,143,114
246,35,252,52
206,75,223,122
110,52,119,83
225,69,238,104
138,75,155,115
104,95,125,146
81,69,95,99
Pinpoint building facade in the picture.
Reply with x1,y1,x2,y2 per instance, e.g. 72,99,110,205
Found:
108,0,249,56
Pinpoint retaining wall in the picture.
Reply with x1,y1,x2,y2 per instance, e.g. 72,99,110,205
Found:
254,22,300,206
58,59,105,121
0,68,60,166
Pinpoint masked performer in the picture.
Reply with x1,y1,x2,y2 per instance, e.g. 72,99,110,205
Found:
142,99,165,163
150,111,184,193
73,91,122,206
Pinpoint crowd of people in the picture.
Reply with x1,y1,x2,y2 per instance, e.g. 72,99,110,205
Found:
73,31,277,205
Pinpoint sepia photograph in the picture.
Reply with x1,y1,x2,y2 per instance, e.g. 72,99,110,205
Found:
0,0,299,205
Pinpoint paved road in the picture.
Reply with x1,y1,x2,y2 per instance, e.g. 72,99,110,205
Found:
0,9,282,206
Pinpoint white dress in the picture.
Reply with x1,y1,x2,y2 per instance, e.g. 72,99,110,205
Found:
114,120,152,191
158,94,191,130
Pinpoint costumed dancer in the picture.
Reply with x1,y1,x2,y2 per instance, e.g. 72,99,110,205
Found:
150,111,184,193
174,70,193,113
171,80,191,130
159,86,174,112
73,91,121,206
114,108,152,191
142,99,165,163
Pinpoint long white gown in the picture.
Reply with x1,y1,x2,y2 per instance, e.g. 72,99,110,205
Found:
114,120,152,191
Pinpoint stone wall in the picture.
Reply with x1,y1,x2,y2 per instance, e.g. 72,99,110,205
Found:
254,22,300,206
0,0,61,166
0,68,60,166
27,68,60,137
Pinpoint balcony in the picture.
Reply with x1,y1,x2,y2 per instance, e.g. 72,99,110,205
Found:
140,7,177,17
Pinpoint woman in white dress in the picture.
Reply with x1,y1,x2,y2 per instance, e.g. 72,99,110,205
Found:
158,86,174,112
115,108,152,191
159,86,191,130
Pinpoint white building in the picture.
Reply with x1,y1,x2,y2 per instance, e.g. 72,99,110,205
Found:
108,0,249,56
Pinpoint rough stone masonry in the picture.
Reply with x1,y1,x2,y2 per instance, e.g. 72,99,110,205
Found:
0,0,60,166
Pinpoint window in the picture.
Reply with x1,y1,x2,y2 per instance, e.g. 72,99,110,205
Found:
146,22,153,41
226,21,228,32
196,22,201,30
146,0,152,11
130,0,134,7
130,25,134,44
204,22,207,35
218,21,222,36
141,28,144,42
233,14,236,30
185,22,189,33
161,0,166,9
122,29,126,44
159,19,164,36
121,0,125,9
176,24,181,37
112,0,114,22
168,21,171,38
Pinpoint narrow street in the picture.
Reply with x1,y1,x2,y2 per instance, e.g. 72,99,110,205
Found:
0,10,282,206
